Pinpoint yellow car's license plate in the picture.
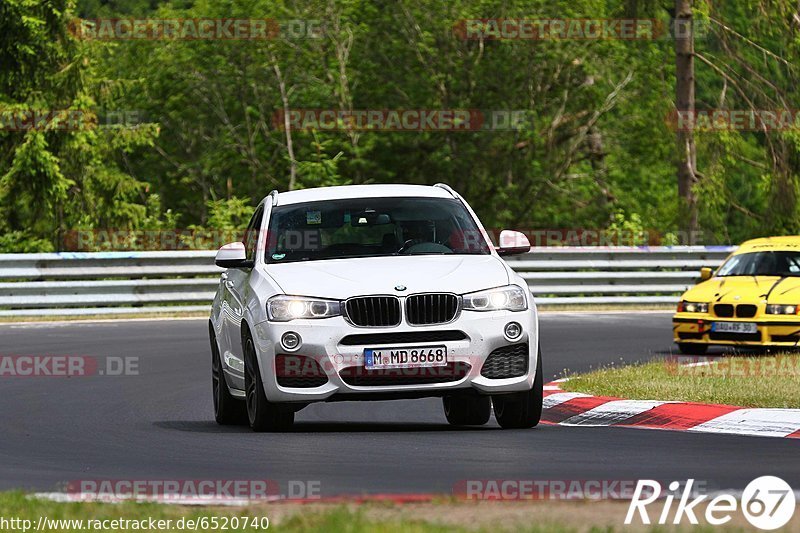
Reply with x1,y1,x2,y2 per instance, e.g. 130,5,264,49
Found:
711,322,757,334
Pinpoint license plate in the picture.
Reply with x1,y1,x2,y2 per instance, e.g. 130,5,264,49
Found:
364,346,448,369
711,322,757,334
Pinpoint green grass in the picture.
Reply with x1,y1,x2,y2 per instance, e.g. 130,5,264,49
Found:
0,491,768,532
0,492,268,532
278,507,459,532
0,493,609,533
0,493,454,533
562,352,800,408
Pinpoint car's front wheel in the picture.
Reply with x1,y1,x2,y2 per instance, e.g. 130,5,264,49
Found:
492,345,543,429
443,395,491,426
243,330,294,432
678,342,708,355
210,324,247,425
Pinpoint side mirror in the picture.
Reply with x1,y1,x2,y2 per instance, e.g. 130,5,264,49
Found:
496,230,531,256
215,242,252,269
699,267,713,281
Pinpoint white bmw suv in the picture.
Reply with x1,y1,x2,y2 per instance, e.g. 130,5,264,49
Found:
209,184,542,431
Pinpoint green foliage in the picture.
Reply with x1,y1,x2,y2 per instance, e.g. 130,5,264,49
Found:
1,0,799,251
0,0,159,251
0,231,55,252
141,193,179,230
204,196,253,231
607,210,648,246
296,131,348,189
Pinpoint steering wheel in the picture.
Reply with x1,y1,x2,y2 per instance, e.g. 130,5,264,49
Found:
398,240,453,254
397,239,423,254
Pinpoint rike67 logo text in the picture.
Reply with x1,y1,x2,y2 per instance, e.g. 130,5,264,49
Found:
626,477,796,530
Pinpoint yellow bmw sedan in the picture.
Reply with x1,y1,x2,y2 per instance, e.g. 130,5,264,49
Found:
673,236,800,354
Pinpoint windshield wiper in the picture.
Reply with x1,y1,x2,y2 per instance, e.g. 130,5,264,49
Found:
402,251,451,255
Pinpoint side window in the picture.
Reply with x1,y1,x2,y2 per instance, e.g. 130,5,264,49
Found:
244,206,264,262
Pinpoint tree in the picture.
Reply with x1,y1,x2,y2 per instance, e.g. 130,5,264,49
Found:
0,0,158,251
674,0,698,233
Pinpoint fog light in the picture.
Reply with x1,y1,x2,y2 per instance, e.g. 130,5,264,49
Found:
281,332,302,352
504,322,523,341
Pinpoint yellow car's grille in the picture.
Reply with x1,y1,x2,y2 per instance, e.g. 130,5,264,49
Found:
714,304,734,317
737,304,757,318
713,303,757,318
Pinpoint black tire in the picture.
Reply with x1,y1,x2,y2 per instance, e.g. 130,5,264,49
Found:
243,330,294,432
443,395,491,426
678,342,708,355
210,324,247,425
492,345,544,429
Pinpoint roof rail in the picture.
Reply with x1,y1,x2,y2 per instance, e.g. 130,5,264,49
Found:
268,189,279,206
433,183,458,198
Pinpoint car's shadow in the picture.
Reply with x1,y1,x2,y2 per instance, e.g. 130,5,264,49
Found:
154,420,500,433
289,421,498,433
153,421,252,433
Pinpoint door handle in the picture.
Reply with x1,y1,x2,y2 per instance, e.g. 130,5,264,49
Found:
225,281,235,290
220,272,228,281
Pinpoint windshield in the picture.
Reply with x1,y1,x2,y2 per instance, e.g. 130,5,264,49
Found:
265,196,491,263
716,251,800,277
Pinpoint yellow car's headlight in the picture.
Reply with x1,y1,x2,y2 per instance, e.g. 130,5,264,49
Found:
766,304,798,315
678,301,708,313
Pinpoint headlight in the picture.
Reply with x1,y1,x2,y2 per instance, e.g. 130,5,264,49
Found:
463,285,527,312
678,301,708,313
267,295,342,321
766,304,798,315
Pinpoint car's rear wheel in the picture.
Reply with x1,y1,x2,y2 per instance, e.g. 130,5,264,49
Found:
443,395,491,426
678,342,708,355
210,325,247,425
243,330,294,432
492,345,543,429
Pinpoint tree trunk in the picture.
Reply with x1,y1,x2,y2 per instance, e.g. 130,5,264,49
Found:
272,58,297,191
675,0,698,235
587,126,614,212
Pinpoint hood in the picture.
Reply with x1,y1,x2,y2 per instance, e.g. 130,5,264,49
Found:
682,276,800,305
263,255,510,300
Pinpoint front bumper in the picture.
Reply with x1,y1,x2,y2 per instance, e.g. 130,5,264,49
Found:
673,313,800,347
249,309,539,403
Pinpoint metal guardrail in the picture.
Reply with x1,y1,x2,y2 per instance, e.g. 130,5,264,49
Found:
0,247,736,316
505,246,735,305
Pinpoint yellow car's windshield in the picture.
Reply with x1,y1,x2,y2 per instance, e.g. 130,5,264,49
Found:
717,251,800,277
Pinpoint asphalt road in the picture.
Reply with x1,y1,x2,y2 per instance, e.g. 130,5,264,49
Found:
0,312,797,497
